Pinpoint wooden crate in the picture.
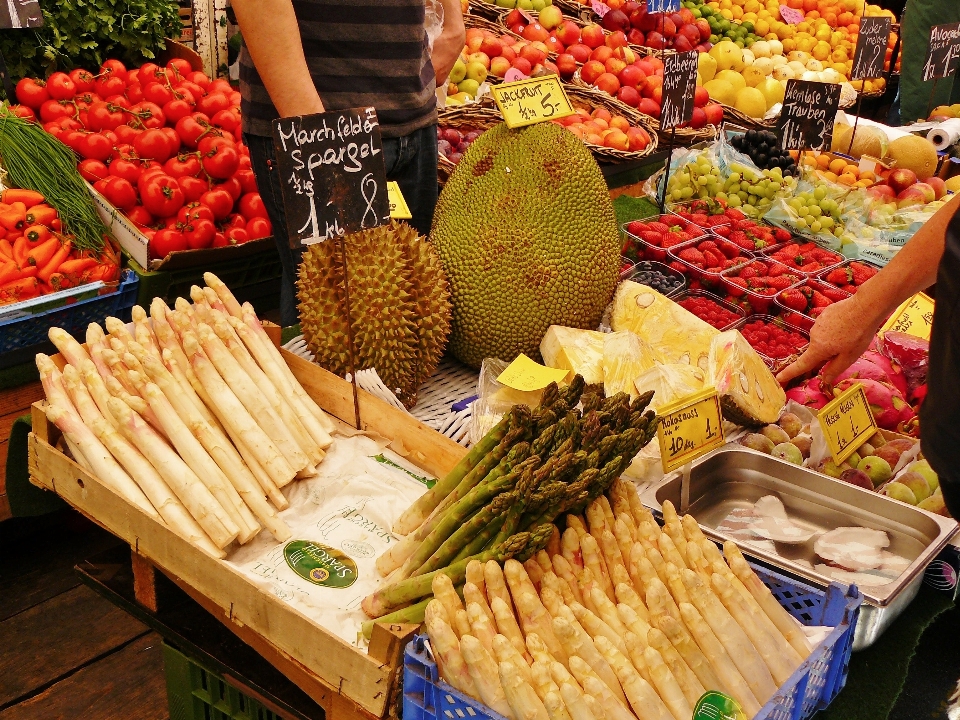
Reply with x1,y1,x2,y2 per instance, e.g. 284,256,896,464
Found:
28,347,469,720
0,380,45,520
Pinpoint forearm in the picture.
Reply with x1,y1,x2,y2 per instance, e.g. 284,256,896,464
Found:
847,192,959,329
432,0,465,86
232,0,324,117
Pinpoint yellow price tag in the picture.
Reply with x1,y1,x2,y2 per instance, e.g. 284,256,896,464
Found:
387,181,412,220
497,354,570,392
817,381,878,465
880,292,934,340
657,388,725,473
491,76,575,129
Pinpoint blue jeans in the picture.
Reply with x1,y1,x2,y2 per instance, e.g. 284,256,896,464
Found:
245,123,439,326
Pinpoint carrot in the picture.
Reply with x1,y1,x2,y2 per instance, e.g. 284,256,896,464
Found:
38,238,72,283
0,276,40,303
84,263,119,283
48,272,74,291
12,236,28,267
58,257,98,277
0,239,11,260
0,262,19,285
25,204,57,226
0,203,27,232
26,237,60,268
24,224,51,244
0,226,6,241
1,189,45,208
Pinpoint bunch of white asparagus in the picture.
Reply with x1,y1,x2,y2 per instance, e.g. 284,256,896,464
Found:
36,272,335,558
423,480,815,720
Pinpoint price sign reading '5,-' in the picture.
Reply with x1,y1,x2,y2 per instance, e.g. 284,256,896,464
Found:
778,80,841,151
818,382,878,465
880,292,935,340
497,354,570,392
852,16,892,81
271,107,389,248
923,22,960,82
658,388,725,473
387,181,412,220
492,76,575,129
660,50,699,130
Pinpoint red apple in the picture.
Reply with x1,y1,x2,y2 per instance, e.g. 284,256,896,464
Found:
605,57,627,75
602,9,630,32
500,45,517,62
595,72,621,95
567,43,591,62
490,56,512,77
927,176,947,199
541,60,560,76
523,22,550,42
622,1,640,14
505,9,524,27
480,37,503,58
604,129,630,151
695,18,711,40
638,97,661,117
511,57,533,75
703,103,723,125
867,183,896,201
614,46,638,64
610,115,631,131
627,28,646,45
660,17,677,38
581,60,606,84
556,20,582,46
888,168,918,194
629,9,646,27
673,34,694,52
679,8,695,23
645,30,665,49
896,185,928,208
638,11,658,31
619,64,645,87
690,107,707,128
509,24,526,36
680,24,701,44
520,44,547,65
605,30,628,49
590,45,615,64
911,182,936,203
694,86,709,107
545,36,564,53
617,86,641,107
581,24,606,48
468,52,491,69
650,85,663,103
556,53,578,79
627,126,650,151
637,59,656,76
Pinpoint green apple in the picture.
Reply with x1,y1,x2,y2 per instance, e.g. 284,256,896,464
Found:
449,58,467,84
465,61,488,84
457,78,480,97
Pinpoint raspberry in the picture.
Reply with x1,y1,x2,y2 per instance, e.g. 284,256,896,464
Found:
678,295,741,329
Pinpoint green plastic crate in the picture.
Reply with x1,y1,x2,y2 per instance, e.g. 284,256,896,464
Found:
163,642,280,720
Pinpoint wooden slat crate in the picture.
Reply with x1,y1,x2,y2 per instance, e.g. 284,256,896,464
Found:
0,380,45,520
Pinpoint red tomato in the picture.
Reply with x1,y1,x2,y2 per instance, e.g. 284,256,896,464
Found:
235,168,258,194
129,101,165,129
175,113,210,149
93,178,110,195
150,228,188,259
177,176,208,203
187,71,211,88
238,193,268,221
167,58,193,79
197,133,233,154
224,213,247,230
10,105,36,120
141,175,185,218
160,127,182,156
76,132,113,161
211,107,241,133
142,82,173,106
15,78,49,109
46,72,76,100
218,177,242,202
69,69,96,94
202,143,240,179
200,188,233,220
125,83,145,104
102,176,138,211
209,79,234,95
178,202,215,224
78,158,109,182
126,205,154,228
196,92,230,117
102,128,117,144
114,124,140,145
139,62,161,81
183,218,216,249
134,128,173,163
87,102,124,131
164,154,201,178
126,69,142,85
228,91,242,107
100,59,127,76
39,99,76,123
162,98,194,124
43,120,63,138
109,157,144,183
226,227,249,244
246,216,272,239
95,74,126,98
212,232,232,248
59,130,85,152
162,216,181,229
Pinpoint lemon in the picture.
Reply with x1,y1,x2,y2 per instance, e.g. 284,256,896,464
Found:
945,176,960,193
752,57,775,75
756,77,784,109
755,18,770,34
734,87,767,118
704,78,737,105
742,65,766,87
698,52,718,82
716,69,747,91
787,50,810,63
812,42,831,61
772,65,795,81
768,39,784,54
741,48,756,66
805,58,824,72
710,41,744,72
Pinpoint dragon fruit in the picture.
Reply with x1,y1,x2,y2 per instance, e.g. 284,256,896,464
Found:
861,350,908,398
878,331,929,392
833,377,912,430
834,356,898,391
910,383,927,408
786,376,830,410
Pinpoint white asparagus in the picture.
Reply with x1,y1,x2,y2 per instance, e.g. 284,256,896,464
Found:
543,690,573,720
494,635,535,686
561,528,584,574
553,618,626,705
540,587,565,619
662,563,691,609
559,681,598,720
525,559,545,590
569,660,634,720
623,485,654,530
546,572,579,608
661,502,687,559
657,534,688,573
526,634,558,667
203,273,243,317
645,628,704,707
467,560,486,597
465,581,497,630
642,646,692,720
549,659,579,690
685,542,713,585
77,359,119,430
109,398,237,548
656,614,727,698
597,639,672,720
105,315,135,346
552,555,584,604
142,382,260,543
586,501,607,537
582,690,607,720
621,632,652,685
505,559,540,601
530,660,561,701
597,498,615,532
614,583,650,624
611,519,636,574
644,578,681,625
461,635,515,720
615,604,651,646
467,602,498,657
48,327,90,368
515,592,568,665
589,587,628,637
202,285,230,315
500,661,550,720
580,534,614,601
536,551,553,574
644,545,669,587
37,354,72,409
425,601,479,698
568,602,627,657
433,573,468,634
491,597,532,662
598,531,628,585
577,567,603,617
86,324,113,379
486,560,514,612
64,435,93,472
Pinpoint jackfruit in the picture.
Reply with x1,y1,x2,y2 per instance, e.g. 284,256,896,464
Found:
708,330,785,426
540,325,606,385
430,122,620,368
610,281,719,371
633,363,707,412
602,331,661,399
296,220,451,408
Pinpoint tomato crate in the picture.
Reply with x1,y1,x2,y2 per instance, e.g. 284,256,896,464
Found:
403,564,861,720
0,269,138,370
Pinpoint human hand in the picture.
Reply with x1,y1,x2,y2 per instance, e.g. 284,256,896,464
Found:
775,295,881,386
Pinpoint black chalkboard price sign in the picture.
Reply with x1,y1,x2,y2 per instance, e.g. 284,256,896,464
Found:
271,107,390,248
778,80,841,151
660,51,699,130
851,16,891,81
922,22,960,82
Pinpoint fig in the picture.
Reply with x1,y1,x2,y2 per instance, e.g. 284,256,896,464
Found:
857,455,892,487
840,468,874,491
772,442,803,465
778,412,804,439
741,433,775,454
761,424,791,445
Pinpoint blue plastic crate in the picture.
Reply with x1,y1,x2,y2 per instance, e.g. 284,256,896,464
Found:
402,564,862,720
0,269,138,369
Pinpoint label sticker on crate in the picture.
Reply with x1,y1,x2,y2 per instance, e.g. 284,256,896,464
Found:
693,691,747,720
497,354,570,392
283,540,358,588
657,387,725,473
880,292,934,340
491,76,574,129
818,382,878,465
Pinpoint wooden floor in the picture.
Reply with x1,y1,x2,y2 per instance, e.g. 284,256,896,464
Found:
0,509,169,720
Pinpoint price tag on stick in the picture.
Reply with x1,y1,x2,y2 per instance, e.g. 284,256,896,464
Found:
880,292,935,340
271,107,390,248
922,22,960,82
817,382,879,465
660,50,699,130
851,17,892,80
778,80,841,151
492,76,575,129
658,388,725,473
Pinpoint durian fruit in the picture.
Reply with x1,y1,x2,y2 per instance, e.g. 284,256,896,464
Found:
297,220,451,408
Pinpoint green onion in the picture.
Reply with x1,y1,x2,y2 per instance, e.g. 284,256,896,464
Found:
0,109,110,252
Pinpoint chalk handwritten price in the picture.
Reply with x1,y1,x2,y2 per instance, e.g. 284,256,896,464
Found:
647,0,680,12
387,181,412,220
852,17,891,81
880,292,935,340
497,354,570,392
778,80,841,151
660,51,699,130
658,388,725,473
492,76,575,129
923,22,960,82
818,382,878,465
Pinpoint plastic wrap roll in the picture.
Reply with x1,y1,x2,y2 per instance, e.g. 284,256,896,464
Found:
927,118,960,152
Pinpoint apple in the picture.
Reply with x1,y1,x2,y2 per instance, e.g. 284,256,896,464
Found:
912,182,936,203
545,36,564,54
591,107,612,122
567,43,591,63
465,61,488,83
480,37,503,58
604,130,630,151
673,34,694,52
867,183,896,201
583,120,606,134
650,85,663,104
605,57,627,75
585,132,604,145
638,97,661,117
680,24,700,44
466,34,485,53
610,115,631,131
622,1,640,14
511,57,533,75
606,31,628,49
581,60,606,84
619,64,645,87
638,11,658,31
627,126,650,151
523,23,550,42
520,44,547,65
690,107,707,128
468,52,491,69
500,45,517,62
556,20,581,46
539,5,564,30
556,53,578,79
614,46,638,64
694,86,709,107
703,103,723,125
617,86,641,107
627,28,646,45
581,24,606,49
590,46,615,64
645,30,665,49
678,7,695,23
660,17,677,39
449,58,467,84
595,72,621,95
896,186,928,208
509,23,526,35
602,9,630,32
888,168,918,194
629,9,646,26
695,18,711,41
541,60,560,76
505,9,524,27
927,176,947,199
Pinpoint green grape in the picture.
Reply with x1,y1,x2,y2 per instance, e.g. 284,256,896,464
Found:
810,220,822,232
813,187,827,201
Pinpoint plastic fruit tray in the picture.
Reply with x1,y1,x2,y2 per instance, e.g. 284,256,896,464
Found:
674,289,746,331
620,259,687,297
720,259,804,315
621,214,711,263
739,313,811,372
774,280,852,331
667,237,754,291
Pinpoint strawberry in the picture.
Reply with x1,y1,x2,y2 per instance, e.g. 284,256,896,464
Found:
726,208,746,221
729,231,753,251
646,221,670,234
824,267,853,285
641,231,663,245
698,240,718,253
703,249,724,268
668,261,687,274
713,226,731,238
728,276,748,288
811,290,830,308
773,228,791,243
678,248,706,264
821,285,849,302
691,213,710,227
738,265,759,280
779,288,808,311
850,261,876,285
766,276,794,290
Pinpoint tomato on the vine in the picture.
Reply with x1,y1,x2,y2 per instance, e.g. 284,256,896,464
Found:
211,107,241,133
126,205,154,228
177,176,208,203
202,143,240,179
160,127,182,156
69,69,96,94
78,158,109,183
46,72,76,100
10,105,37,120
218,177,242,202
164,154,201,178
126,69,142,85
43,120,63,138
200,188,233,220
109,157,144,183
212,232,232,248
235,168,258,195
175,113,211,149
150,228,188,259
186,71,211,89
225,227,249,244
141,175,185,218
134,128,173,163
87,102,124,131
183,218,216,249
209,79,233,95
246,216,272,240
238,193,268,221
125,83,144,105
167,58,193,80
114,124,140,145
224,214,247,230
59,130,85,152
100,59,127,76
95,74,126,99
162,98,194,124
197,92,230,117
15,78,48,109
39,99,76,123
178,202,215,224
76,132,113,161
101,176,138,211
129,101,165,129
143,82,173,106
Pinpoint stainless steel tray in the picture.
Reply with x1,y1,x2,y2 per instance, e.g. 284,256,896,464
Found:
640,445,958,650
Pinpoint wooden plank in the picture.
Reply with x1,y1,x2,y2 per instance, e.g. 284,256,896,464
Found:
0,585,148,705
132,552,159,613
0,633,167,720
29,431,395,717
0,382,43,418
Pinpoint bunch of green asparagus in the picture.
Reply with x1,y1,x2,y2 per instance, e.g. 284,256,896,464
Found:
360,378,661,624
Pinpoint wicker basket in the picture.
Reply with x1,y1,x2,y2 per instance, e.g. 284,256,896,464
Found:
436,104,503,185
465,11,504,35
720,90,858,129
563,84,659,160
468,0,508,20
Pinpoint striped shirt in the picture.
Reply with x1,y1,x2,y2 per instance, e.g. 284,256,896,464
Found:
239,0,437,138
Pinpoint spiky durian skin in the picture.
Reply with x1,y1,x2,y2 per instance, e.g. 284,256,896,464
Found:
297,220,451,408
429,122,620,369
